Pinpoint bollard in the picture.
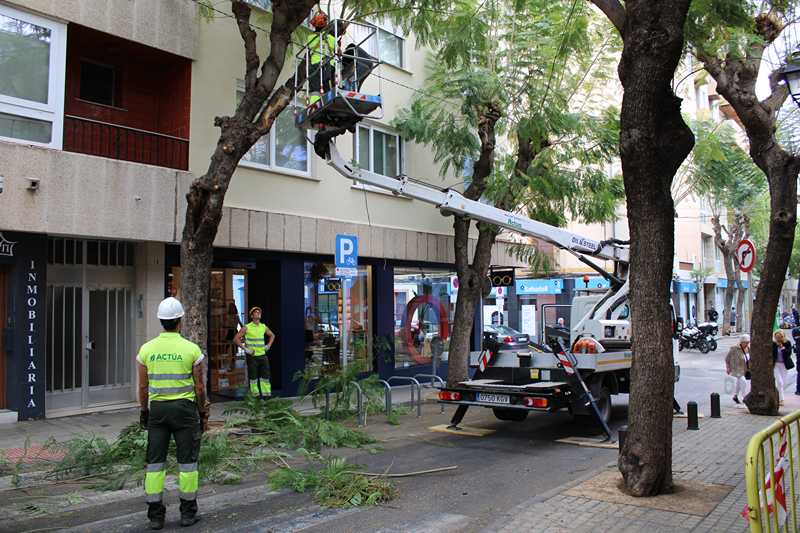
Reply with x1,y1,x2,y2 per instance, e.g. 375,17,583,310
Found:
710,393,721,418
687,401,699,430
618,425,628,450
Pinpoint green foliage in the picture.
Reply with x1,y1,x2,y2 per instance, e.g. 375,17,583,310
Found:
294,360,393,419
268,455,395,508
392,0,623,226
686,119,765,214
224,396,375,451
749,191,800,278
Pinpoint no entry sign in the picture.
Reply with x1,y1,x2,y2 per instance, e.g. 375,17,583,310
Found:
736,239,756,273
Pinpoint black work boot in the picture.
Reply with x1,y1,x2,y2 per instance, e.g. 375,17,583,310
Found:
147,502,166,530
179,498,200,527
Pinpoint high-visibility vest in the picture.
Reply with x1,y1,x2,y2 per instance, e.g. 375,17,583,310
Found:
244,322,268,357
137,332,202,402
308,32,335,65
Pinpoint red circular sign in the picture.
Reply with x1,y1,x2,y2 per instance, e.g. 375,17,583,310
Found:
736,239,756,273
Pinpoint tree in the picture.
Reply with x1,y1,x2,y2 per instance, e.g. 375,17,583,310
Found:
686,121,765,334
393,0,624,387
687,1,800,415
589,0,695,496
180,0,449,353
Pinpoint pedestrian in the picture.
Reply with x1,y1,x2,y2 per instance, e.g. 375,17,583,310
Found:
234,306,275,398
772,330,794,406
793,305,800,328
793,327,800,396
137,297,209,530
725,334,750,404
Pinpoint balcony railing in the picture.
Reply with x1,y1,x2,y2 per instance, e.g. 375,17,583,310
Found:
63,115,189,171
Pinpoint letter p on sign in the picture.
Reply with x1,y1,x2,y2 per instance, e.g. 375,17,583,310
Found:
335,234,358,268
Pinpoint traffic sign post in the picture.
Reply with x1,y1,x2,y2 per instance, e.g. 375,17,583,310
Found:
335,235,358,369
736,239,756,273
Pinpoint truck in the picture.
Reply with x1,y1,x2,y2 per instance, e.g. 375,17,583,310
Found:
294,21,677,436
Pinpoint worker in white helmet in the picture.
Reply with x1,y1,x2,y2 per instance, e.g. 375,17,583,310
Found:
136,297,209,530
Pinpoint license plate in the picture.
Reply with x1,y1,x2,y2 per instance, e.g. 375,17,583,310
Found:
476,393,510,404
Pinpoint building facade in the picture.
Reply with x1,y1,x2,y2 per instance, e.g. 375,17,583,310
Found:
0,0,521,421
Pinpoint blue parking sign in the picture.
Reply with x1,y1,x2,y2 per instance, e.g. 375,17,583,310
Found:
335,234,358,269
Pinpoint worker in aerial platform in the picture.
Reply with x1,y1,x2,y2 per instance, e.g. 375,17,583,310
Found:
137,297,209,529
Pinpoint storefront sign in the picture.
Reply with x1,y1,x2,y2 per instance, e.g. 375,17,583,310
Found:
673,280,699,293
0,233,16,257
717,278,749,289
515,278,563,295
24,259,41,412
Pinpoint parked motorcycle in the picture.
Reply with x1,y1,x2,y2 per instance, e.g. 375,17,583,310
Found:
697,321,718,337
678,323,716,353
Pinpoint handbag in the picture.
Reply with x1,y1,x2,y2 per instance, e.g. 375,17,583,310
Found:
785,348,795,370
744,354,751,380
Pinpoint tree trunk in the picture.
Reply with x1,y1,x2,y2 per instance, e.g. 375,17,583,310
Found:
615,0,694,497
721,252,735,336
746,169,798,414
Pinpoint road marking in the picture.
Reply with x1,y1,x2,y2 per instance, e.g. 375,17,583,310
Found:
428,424,495,437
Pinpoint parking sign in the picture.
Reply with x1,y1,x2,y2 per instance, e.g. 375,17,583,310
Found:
335,234,358,277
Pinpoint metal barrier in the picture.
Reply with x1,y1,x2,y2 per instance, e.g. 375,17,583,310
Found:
387,376,422,417
414,374,446,414
744,409,800,532
378,379,392,415
349,381,366,426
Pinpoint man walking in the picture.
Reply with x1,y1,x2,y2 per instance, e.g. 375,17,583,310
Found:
137,297,209,530
235,307,276,398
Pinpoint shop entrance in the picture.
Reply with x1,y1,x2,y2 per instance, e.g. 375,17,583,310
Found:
0,267,7,409
169,267,249,399
46,238,136,412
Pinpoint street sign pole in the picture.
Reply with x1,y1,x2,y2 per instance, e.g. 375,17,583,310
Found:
335,234,358,370
341,278,349,370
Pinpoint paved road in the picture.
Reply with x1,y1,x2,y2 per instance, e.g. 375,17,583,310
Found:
7,336,793,533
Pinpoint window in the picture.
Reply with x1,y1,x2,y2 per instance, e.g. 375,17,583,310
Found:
304,262,373,376
79,60,116,106
236,83,309,175
394,269,456,369
0,4,66,148
355,124,401,177
351,22,405,69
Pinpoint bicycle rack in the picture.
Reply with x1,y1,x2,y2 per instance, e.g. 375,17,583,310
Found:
378,379,392,415
387,376,422,417
414,374,446,413
349,381,366,426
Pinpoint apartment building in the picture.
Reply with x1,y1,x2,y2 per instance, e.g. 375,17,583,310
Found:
0,0,521,422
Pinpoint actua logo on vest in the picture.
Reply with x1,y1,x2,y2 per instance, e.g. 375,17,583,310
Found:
149,353,184,362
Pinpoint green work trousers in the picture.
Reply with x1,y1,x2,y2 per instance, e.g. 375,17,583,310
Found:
246,354,272,397
145,399,201,520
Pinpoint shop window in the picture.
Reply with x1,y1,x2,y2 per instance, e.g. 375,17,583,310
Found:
304,262,372,377
393,268,456,369
236,82,309,175
0,4,66,148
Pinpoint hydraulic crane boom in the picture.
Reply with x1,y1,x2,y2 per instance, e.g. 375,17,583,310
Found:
325,141,629,265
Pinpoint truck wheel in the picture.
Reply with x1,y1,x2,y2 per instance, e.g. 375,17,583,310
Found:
576,387,612,426
492,408,528,422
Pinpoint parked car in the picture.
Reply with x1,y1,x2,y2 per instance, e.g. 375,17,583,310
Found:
483,325,531,350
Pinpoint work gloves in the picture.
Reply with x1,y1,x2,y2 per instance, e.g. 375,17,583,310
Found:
198,402,211,433
140,409,149,428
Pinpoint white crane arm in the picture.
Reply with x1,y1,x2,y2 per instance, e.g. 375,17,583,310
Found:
326,142,628,264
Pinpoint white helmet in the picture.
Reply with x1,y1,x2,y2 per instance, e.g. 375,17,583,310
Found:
157,297,185,320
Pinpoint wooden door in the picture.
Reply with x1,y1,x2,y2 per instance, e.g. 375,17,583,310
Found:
0,268,7,409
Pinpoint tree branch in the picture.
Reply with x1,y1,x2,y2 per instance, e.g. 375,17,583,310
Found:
231,1,260,92
761,67,790,117
589,0,625,36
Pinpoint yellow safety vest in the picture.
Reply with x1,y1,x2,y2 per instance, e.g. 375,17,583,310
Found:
308,32,336,65
244,322,268,357
137,332,202,402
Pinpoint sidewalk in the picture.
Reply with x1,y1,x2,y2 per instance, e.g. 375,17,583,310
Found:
491,399,800,533
0,385,421,454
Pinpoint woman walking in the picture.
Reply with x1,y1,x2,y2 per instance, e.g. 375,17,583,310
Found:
725,334,750,404
772,330,794,406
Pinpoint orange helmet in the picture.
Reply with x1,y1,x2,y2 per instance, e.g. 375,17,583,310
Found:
310,11,328,30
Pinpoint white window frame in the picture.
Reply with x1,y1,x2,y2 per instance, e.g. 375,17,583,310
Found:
0,4,66,149
353,123,408,197
235,81,314,180
374,24,405,69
